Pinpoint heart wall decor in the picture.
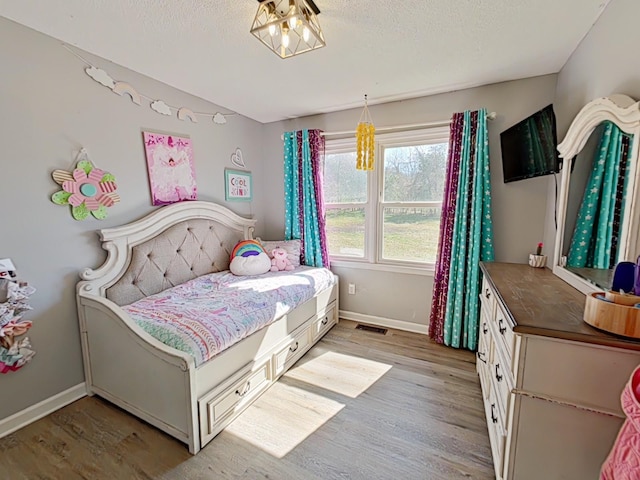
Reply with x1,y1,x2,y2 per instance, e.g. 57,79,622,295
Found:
231,148,246,169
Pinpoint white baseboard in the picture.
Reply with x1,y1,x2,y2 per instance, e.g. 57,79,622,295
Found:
339,310,428,335
0,383,87,438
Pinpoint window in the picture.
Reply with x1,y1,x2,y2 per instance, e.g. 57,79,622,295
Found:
323,128,449,268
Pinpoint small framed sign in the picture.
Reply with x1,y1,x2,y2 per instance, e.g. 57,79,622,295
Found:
225,169,252,202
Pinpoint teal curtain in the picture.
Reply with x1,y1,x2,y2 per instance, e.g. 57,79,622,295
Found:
283,129,329,267
429,109,495,350
567,122,631,269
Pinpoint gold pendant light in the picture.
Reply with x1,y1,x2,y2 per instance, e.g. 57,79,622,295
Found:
251,0,326,59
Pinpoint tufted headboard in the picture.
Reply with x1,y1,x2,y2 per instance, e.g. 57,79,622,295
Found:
106,218,243,305
78,202,256,306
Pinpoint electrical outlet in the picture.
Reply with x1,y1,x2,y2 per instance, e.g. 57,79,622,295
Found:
348,283,356,295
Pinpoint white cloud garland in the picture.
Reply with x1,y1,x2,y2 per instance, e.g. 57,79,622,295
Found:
64,44,236,125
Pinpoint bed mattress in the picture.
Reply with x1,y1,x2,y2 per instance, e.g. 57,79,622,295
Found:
122,267,336,367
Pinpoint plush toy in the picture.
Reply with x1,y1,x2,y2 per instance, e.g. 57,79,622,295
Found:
270,247,295,272
229,240,271,276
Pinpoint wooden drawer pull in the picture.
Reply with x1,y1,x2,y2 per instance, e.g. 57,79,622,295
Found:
289,341,299,353
498,318,507,335
235,381,251,397
476,351,487,364
495,364,503,382
491,403,498,424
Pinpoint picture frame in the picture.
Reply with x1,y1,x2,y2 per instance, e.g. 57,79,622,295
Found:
142,131,197,206
225,169,252,202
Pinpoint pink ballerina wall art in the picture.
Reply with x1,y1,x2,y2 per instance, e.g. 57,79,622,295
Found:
142,131,197,206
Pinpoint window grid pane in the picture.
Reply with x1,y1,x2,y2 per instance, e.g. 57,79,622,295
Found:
383,143,448,202
326,207,366,258
324,152,367,203
381,206,442,264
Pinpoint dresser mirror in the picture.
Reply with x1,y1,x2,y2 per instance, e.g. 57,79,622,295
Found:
554,94,640,295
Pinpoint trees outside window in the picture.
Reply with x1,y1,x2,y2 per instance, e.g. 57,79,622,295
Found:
323,128,449,268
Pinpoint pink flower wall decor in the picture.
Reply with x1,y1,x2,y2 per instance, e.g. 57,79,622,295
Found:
51,158,120,220
142,131,197,206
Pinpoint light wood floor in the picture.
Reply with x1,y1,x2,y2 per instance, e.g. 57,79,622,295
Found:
0,320,494,480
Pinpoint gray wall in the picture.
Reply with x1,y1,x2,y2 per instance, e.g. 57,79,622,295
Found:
0,18,265,420
262,75,558,328
543,0,640,257
13,0,623,418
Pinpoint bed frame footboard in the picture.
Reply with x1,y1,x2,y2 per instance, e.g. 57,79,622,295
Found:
77,293,201,454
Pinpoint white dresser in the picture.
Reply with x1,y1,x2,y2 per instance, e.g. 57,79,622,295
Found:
478,262,640,480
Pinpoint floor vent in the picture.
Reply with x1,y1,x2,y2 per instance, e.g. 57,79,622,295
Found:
355,324,388,335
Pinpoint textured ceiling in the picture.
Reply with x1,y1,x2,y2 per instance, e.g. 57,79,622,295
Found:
0,0,612,123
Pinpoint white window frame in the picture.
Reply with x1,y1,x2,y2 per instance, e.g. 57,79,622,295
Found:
323,138,372,262
324,127,450,272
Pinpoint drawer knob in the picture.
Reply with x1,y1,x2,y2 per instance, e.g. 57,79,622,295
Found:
495,364,503,382
321,316,329,326
491,403,498,424
498,318,507,335
236,381,251,397
289,341,299,353
476,351,487,364
482,322,488,335
485,288,491,299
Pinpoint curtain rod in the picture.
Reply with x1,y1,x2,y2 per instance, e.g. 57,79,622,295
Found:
280,112,497,140
321,111,497,137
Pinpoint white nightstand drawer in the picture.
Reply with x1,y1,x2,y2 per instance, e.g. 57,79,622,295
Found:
477,319,492,401
490,348,512,422
478,310,491,358
485,383,506,479
495,304,515,365
481,274,496,319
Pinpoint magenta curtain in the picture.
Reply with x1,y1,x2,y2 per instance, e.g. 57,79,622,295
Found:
429,110,494,348
429,115,464,344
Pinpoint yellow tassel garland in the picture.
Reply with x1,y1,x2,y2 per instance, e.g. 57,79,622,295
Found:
356,122,375,170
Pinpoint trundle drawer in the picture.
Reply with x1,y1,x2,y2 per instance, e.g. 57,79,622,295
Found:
312,304,337,341
273,327,311,377
199,357,272,444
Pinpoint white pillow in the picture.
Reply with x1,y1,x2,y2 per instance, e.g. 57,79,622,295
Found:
229,253,271,276
259,239,301,267
229,240,272,276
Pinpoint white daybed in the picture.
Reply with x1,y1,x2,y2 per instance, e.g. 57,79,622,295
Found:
76,201,339,454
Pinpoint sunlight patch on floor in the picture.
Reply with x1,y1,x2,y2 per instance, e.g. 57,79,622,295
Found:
225,382,345,458
285,351,393,399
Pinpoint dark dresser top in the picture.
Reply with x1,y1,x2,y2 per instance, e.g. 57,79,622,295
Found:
480,262,640,351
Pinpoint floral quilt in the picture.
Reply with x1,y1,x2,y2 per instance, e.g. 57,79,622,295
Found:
123,267,336,367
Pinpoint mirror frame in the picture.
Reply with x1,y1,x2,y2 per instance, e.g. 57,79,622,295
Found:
554,94,640,294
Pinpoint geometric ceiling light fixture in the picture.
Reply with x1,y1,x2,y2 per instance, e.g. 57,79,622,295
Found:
250,0,326,59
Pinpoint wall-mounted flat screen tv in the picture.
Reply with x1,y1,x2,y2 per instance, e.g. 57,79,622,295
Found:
500,104,560,183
